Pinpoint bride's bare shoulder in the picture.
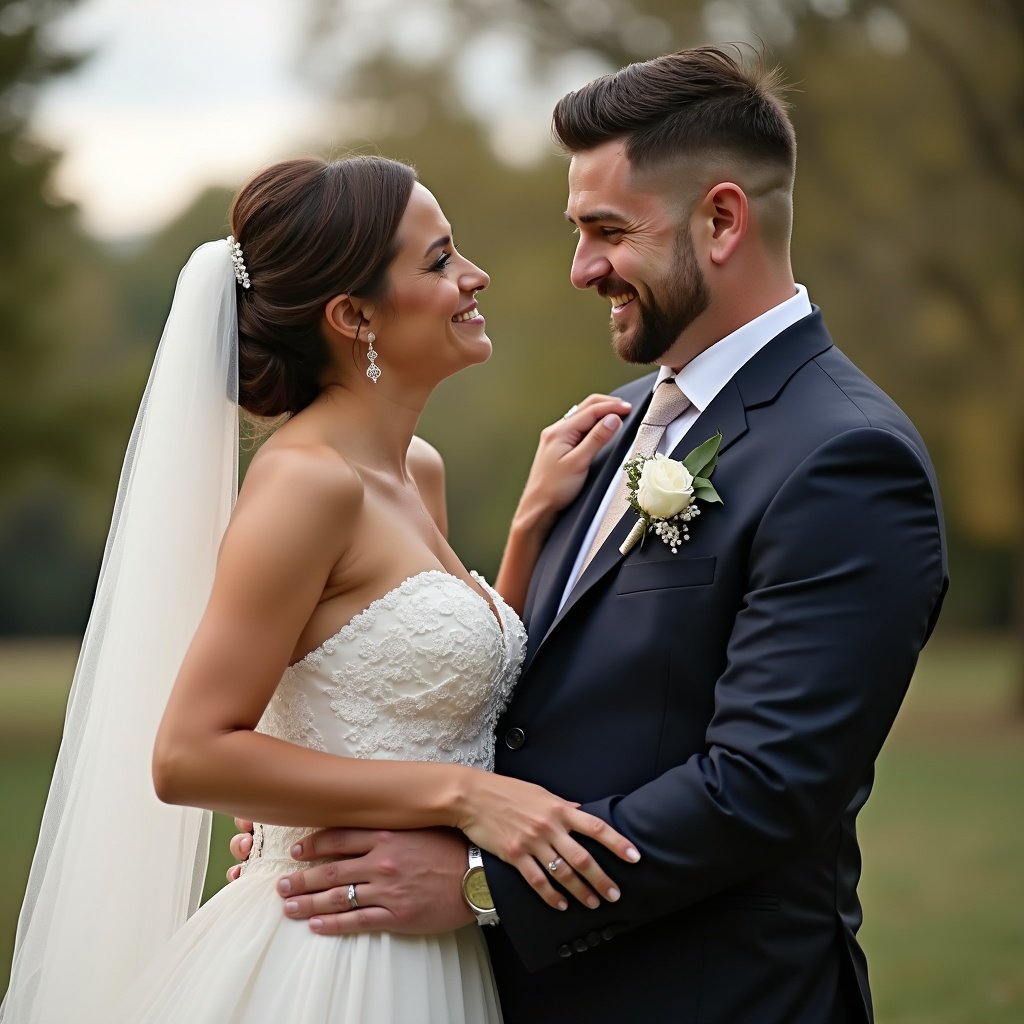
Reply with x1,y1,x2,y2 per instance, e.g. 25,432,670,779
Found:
239,440,364,519
407,436,447,536
407,435,445,481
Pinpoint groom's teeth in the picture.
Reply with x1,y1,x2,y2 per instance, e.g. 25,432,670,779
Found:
452,306,479,322
609,292,636,308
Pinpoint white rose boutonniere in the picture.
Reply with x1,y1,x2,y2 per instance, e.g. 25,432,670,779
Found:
619,432,723,556
637,455,694,519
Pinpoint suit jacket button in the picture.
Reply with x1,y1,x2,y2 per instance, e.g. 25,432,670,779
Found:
557,944,573,958
573,938,589,953
504,727,526,750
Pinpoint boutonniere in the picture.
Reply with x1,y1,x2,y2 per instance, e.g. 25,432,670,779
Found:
619,433,724,556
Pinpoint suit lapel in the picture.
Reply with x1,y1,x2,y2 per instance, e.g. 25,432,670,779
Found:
527,309,835,664
545,380,748,644
523,379,654,664
670,376,748,461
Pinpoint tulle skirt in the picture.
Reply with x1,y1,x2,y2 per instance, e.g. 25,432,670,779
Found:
114,860,503,1023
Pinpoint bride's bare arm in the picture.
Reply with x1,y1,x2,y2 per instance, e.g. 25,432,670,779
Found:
494,395,630,614
153,445,635,910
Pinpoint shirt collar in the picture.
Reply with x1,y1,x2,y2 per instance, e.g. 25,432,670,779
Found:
654,284,812,411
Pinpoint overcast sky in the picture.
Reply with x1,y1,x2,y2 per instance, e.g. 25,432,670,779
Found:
30,0,630,241
34,0,330,239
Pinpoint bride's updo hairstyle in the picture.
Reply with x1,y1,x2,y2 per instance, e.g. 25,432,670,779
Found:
229,155,417,417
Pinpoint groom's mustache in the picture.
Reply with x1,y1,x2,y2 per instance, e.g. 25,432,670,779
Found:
596,278,636,299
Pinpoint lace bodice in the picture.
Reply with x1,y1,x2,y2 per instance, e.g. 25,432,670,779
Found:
243,570,526,868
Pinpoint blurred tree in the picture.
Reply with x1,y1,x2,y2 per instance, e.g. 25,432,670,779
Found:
301,0,1023,686
0,0,103,486
0,182,236,635
0,0,123,634
0,2,238,634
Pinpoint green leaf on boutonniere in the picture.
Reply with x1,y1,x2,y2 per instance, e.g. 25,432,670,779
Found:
692,477,722,503
682,431,723,478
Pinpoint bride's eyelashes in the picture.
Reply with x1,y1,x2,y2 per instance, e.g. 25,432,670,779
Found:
430,249,453,274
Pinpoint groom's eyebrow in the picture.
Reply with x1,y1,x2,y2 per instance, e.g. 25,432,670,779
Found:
423,235,451,257
564,210,627,225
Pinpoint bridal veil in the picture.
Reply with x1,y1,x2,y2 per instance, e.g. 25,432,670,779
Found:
2,240,239,1021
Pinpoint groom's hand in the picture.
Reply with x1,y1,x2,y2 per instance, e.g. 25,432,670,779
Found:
275,827,474,935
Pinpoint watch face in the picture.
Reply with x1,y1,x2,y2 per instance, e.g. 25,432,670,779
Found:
464,868,495,912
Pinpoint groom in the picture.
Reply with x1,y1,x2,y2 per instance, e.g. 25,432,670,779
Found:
239,48,947,1022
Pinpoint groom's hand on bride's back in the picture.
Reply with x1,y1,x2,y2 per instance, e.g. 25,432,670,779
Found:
228,822,474,934
279,827,472,935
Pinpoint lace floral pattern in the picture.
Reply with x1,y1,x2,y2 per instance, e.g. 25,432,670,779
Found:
322,573,522,767
242,571,526,870
257,675,326,753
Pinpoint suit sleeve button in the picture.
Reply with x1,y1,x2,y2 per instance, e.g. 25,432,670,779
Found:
600,927,615,941
573,938,589,953
586,931,601,947
557,944,573,958
504,727,526,750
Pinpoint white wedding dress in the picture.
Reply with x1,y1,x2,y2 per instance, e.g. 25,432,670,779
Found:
113,570,525,1024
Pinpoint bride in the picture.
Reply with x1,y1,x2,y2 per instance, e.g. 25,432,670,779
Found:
1,155,636,1022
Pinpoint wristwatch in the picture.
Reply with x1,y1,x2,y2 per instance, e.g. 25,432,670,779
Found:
462,846,500,926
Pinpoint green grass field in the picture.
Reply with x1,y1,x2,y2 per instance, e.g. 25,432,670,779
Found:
1,631,1020,1021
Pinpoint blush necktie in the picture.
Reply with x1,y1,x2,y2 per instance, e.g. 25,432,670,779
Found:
580,378,691,571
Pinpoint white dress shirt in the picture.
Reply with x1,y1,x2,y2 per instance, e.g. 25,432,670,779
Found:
558,285,813,611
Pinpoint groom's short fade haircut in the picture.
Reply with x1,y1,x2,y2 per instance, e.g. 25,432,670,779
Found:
552,45,796,177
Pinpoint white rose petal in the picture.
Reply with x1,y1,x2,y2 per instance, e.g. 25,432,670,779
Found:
637,454,694,519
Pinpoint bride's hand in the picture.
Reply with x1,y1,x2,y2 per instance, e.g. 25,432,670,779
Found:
513,395,632,535
456,773,640,911
226,817,255,881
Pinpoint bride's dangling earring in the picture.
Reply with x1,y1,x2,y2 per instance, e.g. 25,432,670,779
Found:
365,331,381,384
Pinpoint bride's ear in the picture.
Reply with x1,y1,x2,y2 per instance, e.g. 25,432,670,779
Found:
323,294,374,342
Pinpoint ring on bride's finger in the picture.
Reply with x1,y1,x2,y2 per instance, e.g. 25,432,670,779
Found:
562,405,578,420
546,857,563,874
347,883,359,910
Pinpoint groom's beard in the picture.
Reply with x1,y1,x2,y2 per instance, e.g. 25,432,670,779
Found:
613,227,710,365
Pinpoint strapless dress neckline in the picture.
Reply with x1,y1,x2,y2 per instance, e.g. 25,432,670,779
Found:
291,569,507,670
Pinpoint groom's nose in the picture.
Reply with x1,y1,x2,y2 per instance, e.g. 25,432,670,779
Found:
570,238,613,290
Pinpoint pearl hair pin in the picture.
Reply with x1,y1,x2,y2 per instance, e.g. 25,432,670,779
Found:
226,235,250,289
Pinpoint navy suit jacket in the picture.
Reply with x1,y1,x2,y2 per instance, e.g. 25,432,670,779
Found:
483,310,948,1024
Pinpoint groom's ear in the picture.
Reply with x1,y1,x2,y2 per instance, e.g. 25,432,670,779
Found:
323,294,374,342
700,181,748,266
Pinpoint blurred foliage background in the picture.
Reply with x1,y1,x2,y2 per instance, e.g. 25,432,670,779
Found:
0,0,1021,1020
